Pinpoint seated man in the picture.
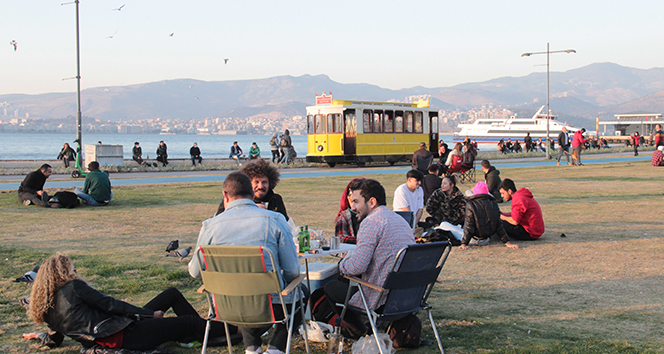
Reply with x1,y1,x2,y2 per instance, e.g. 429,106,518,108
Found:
421,164,442,205
393,169,424,225
459,182,518,250
481,160,503,203
74,161,112,206
189,171,302,354
652,145,664,166
249,142,261,160
412,142,432,173
190,142,202,166
229,141,243,165
215,159,288,219
132,142,152,166
156,141,168,167
323,179,414,339
499,178,544,241
18,164,53,207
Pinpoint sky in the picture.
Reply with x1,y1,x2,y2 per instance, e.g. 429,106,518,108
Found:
2,0,663,95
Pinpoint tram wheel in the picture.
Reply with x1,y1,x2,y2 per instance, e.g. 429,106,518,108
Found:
71,170,81,178
388,160,396,166
356,162,366,167
327,162,336,168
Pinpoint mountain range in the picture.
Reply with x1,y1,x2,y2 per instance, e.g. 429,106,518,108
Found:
2,62,664,128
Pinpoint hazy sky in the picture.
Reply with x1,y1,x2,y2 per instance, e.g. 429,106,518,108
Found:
2,0,662,95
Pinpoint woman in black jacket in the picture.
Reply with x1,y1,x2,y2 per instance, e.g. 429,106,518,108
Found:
29,255,237,350
459,182,518,250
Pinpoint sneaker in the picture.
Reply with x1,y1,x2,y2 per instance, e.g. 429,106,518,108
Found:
567,162,572,166
246,347,263,354
266,349,284,354
23,200,31,206
557,162,560,166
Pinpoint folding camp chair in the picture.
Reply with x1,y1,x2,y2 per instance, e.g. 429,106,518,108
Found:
197,245,310,354
339,241,452,354
394,210,414,228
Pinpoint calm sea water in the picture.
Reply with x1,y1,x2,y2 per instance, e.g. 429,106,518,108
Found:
0,133,458,160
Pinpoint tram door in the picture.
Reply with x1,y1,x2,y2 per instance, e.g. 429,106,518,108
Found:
343,109,356,156
429,113,439,155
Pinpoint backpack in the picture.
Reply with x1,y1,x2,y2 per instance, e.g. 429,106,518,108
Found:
309,287,343,327
50,191,80,209
416,228,460,246
388,313,422,348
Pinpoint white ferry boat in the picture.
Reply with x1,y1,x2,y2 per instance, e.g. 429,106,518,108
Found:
453,105,579,143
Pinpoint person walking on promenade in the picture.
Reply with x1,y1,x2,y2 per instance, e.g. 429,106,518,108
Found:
18,164,53,207
229,141,243,165
630,132,641,156
57,143,76,168
269,133,280,162
190,142,202,166
156,141,168,167
280,129,293,164
654,124,664,148
557,127,572,166
571,128,588,166
524,133,533,152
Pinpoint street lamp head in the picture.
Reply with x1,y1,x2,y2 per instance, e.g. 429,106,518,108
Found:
521,53,532,57
565,49,577,54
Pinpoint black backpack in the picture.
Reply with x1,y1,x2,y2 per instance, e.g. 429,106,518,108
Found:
388,313,422,348
309,287,343,327
50,191,80,209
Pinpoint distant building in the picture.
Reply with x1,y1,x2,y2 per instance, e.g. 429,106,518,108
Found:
599,112,663,136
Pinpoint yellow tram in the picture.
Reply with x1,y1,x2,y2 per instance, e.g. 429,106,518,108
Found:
306,93,440,167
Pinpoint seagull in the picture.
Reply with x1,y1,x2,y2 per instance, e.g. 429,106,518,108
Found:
169,33,174,37
13,265,39,283
224,59,229,64
10,40,17,51
165,240,179,252
112,4,125,11
166,246,192,262
106,31,118,39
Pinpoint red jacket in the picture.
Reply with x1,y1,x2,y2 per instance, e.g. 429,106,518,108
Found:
571,131,587,147
510,188,544,238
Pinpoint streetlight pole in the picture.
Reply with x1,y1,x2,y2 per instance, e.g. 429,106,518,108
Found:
522,43,576,159
62,0,82,163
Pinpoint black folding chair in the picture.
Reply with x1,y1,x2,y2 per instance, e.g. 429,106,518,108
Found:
339,241,452,354
394,210,414,228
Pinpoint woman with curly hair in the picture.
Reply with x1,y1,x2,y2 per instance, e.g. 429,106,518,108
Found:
28,255,237,350
334,178,366,244
425,175,466,226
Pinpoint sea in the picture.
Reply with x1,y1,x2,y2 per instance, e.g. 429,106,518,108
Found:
0,132,458,160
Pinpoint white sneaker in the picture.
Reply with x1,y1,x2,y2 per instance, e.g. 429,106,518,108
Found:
246,347,263,354
23,200,31,206
266,349,284,354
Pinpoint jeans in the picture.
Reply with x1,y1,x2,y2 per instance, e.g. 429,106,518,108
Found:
18,191,50,207
557,146,570,163
271,149,280,163
121,287,238,350
60,156,73,167
74,189,112,206
324,279,366,339
241,286,309,352
191,155,202,165
229,153,242,164
501,221,537,241
280,147,291,164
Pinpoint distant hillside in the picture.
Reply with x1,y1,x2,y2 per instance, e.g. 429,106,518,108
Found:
1,62,663,122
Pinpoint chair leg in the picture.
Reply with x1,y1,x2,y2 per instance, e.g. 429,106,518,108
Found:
356,285,385,354
201,319,212,354
224,322,234,354
299,287,311,354
427,309,444,354
285,293,299,354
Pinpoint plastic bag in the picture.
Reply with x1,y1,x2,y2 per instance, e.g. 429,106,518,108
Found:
352,333,395,354
299,321,333,342
436,222,463,241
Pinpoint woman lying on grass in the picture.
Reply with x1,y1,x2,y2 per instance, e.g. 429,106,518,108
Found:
27,254,238,350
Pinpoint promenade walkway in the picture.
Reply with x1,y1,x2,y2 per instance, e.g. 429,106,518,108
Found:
0,152,651,192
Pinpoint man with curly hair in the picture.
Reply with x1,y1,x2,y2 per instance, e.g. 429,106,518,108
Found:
215,159,288,219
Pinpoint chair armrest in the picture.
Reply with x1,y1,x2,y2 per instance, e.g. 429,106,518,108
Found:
343,275,385,292
197,284,206,294
281,274,306,296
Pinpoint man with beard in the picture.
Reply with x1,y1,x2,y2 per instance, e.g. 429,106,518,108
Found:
323,179,414,339
18,164,53,207
215,159,288,219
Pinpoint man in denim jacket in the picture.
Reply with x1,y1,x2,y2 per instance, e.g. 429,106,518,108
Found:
189,171,301,354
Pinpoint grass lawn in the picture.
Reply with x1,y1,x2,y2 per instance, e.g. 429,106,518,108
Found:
1,160,663,353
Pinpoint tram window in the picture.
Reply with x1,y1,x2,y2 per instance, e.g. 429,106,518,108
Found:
405,111,414,133
430,115,438,134
363,110,372,133
373,111,383,133
307,115,314,134
384,111,394,133
414,111,423,133
395,111,404,133
344,111,357,134
328,113,342,133
315,114,326,134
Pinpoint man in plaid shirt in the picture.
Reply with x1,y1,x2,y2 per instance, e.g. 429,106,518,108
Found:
324,179,414,339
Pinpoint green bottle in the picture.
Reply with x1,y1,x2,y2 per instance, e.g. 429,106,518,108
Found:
303,225,310,252
298,226,305,253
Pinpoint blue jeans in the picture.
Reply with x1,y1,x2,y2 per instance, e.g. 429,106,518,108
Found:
229,153,242,164
280,147,291,164
191,155,202,165
74,188,112,206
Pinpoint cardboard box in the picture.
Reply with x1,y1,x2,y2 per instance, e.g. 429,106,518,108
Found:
301,261,338,291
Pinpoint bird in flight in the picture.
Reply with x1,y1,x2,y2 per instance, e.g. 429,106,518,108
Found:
169,33,174,37
10,40,17,51
224,59,229,64
106,31,118,39
112,4,125,11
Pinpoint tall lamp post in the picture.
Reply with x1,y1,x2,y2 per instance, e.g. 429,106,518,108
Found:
521,43,576,159
62,0,83,177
